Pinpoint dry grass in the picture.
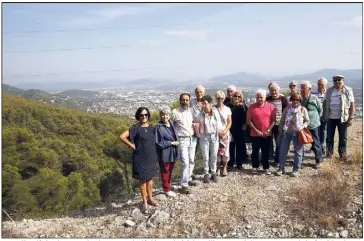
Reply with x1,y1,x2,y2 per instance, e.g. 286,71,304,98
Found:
285,162,353,229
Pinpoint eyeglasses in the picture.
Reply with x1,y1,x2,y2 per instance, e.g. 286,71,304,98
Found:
289,85,296,88
234,95,242,98
333,79,342,82
140,114,148,117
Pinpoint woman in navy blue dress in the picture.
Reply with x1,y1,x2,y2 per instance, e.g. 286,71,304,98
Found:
120,107,158,211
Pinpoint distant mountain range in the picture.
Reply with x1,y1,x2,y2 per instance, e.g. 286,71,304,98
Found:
4,68,362,91
206,69,363,89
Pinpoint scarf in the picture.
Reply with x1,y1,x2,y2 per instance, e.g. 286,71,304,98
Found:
283,104,302,132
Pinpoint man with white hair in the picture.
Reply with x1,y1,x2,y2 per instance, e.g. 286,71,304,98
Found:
311,77,328,155
189,85,205,181
266,82,288,165
247,89,276,174
301,80,323,168
223,85,237,108
323,75,355,159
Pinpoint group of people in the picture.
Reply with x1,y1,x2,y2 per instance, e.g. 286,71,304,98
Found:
120,75,355,212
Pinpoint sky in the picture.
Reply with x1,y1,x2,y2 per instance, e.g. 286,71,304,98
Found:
2,3,363,86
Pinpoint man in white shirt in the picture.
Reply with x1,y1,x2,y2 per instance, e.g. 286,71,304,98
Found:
171,93,197,194
323,75,355,159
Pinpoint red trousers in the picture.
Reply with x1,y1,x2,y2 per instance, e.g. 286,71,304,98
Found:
159,162,174,192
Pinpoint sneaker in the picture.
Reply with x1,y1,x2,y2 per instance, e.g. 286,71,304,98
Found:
271,162,279,168
275,168,285,176
237,166,243,170
211,174,218,183
191,174,197,180
180,186,191,195
264,169,272,175
203,174,210,183
188,181,197,186
290,171,299,177
165,191,177,197
227,166,233,171
251,168,259,174
222,167,228,176
315,162,322,169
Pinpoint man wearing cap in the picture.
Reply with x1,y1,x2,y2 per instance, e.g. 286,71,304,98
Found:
322,75,355,159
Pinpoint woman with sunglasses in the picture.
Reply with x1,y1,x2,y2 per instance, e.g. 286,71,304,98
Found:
120,107,158,212
229,90,249,170
275,93,310,177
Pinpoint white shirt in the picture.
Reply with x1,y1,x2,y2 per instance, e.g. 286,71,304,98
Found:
215,105,232,132
190,98,203,120
171,107,194,137
325,87,355,119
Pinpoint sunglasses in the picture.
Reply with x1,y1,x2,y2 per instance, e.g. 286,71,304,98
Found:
140,113,148,117
234,95,242,98
333,79,342,82
290,85,296,87
216,97,224,100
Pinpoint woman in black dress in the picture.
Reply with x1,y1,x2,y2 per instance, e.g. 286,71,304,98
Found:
120,107,158,212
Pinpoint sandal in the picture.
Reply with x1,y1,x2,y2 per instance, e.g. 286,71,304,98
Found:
147,199,159,206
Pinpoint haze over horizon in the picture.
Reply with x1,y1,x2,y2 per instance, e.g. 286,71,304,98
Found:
3,3,362,87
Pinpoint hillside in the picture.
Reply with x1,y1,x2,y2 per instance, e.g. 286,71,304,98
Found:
2,117,363,238
2,94,135,219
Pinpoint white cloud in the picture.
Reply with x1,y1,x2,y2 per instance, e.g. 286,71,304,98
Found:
332,15,362,27
61,4,179,27
165,29,210,41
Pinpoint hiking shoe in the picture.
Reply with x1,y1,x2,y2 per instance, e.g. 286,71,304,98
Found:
216,168,221,176
165,191,177,197
264,169,272,175
203,174,210,183
191,174,197,180
275,168,285,176
211,174,218,183
222,167,228,176
188,181,197,186
180,186,191,195
290,171,299,177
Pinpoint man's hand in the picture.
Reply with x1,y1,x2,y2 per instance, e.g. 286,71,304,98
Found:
255,130,263,137
263,130,270,136
130,143,136,150
347,118,353,127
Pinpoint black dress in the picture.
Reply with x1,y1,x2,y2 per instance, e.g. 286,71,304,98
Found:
129,124,158,181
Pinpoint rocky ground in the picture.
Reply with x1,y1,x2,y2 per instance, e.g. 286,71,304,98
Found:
2,122,363,238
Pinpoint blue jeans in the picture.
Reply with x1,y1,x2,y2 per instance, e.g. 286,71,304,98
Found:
200,133,219,175
319,119,327,150
326,119,348,158
279,132,304,172
309,127,322,163
178,136,197,187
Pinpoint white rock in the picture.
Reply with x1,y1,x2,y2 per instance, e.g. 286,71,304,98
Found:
245,225,252,229
124,220,135,227
340,230,349,238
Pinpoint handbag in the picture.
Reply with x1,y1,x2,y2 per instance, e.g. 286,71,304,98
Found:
298,127,313,145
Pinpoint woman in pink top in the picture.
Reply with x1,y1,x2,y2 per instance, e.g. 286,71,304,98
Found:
247,89,276,175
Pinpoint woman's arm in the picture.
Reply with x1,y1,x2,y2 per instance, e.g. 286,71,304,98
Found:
120,129,136,150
